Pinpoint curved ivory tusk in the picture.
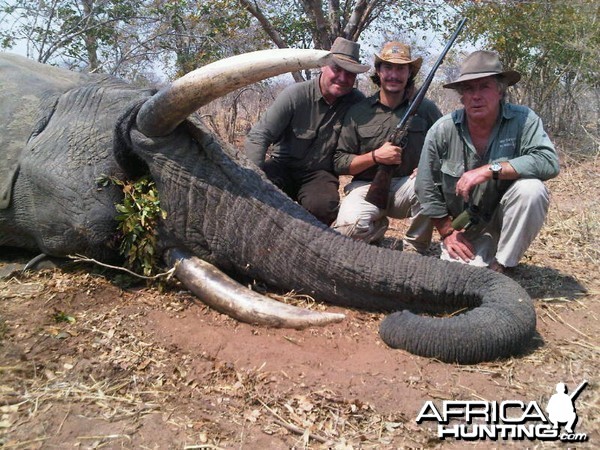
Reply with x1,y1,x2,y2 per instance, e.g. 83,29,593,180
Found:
164,248,345,329
137,48,332,137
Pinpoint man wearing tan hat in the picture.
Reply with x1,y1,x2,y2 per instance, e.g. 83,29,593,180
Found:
333,41,442,250
244,37,368,225
416,50,560,272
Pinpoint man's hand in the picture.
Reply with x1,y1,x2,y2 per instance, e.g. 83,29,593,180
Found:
347,141,402,175
455,165,491,201
443,230,475,262
373,141,402,166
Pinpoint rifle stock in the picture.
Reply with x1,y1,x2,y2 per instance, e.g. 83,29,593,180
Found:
365,165,395,209
364,18,467,209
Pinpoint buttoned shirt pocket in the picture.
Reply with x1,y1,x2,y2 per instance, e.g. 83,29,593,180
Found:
408,116,428,133
440,159,464,193
401,116,429,172
356,123,384,153
290,126,317,159
440,159,465,216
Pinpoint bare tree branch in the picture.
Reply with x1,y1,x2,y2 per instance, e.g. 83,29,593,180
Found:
329,0,341,37
238,0,305,82
238,0,289,49
299,0,331,48
343,0,368,39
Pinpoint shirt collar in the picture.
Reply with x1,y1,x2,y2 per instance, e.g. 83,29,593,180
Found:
368,93,380,106
312,76,325,102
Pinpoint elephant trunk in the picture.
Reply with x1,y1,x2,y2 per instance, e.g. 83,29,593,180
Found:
132,115,536,365
377,270,536,364
127,47,536,364
246,227,537,364
207,161,537,363
132,113,537,364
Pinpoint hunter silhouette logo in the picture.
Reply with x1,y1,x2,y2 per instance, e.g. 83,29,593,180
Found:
416,380,589,442
546,380,588,434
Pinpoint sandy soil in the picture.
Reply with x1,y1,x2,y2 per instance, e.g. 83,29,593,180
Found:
1,152,598,449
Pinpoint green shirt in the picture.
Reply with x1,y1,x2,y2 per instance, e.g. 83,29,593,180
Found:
333,92,442,180
244,76,365,172
416,102,560,219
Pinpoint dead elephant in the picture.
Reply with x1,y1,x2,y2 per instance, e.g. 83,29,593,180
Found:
0,50,537,364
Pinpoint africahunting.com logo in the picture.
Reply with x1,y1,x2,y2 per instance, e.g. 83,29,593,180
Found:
416,380,589,442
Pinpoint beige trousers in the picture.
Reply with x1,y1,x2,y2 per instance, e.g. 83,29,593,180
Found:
332,176,433,253
441,178,550,268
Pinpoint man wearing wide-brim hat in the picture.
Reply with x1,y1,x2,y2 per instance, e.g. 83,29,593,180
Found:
416,50,560,273
245,37,368,226
333,41,442,251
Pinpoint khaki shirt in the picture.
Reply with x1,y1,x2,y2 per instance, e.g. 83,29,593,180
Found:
334,93,442,180
244,76,365,172
416,102,560,219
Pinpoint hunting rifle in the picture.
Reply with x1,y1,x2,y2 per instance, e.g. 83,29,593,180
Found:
569,380,588,401
364,17,468,209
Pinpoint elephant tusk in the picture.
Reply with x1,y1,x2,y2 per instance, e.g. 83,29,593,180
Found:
137,48,332,137
164,248,345,329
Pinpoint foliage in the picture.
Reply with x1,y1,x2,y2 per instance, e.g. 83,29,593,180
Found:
0,0,272,79
0,0,143,71
237,0,446,50
98,175,166,277
232,0,453,83
2,0,597,140
0,0,452,79
148,0,268,77
53,311,76,324
445,0,599,135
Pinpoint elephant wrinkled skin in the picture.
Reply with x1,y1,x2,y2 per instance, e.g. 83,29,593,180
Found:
0,51,537,364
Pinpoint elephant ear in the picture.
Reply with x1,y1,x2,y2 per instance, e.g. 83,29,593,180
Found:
0,53,93,209
136,49,332,137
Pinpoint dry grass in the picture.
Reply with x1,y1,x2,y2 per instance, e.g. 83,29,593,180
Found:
1,143,599,448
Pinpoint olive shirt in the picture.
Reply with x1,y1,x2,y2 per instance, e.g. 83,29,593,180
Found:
244,76,365,172
333,93,442,180
415,102,560,220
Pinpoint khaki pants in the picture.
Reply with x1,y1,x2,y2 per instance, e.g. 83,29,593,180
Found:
441,178,550,268
333,176,433,253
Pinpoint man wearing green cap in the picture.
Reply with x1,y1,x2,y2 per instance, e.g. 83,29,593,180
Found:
244,37,368,225
333,41,442,251
416,50,560,272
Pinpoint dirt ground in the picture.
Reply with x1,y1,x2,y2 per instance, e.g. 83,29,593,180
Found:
1,147,599,449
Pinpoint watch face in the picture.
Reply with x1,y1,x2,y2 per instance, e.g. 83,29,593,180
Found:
490,162,501,179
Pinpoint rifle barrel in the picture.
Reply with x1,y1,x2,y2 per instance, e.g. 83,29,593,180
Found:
569,380,588,401
364,17,467,209
406,17,467,120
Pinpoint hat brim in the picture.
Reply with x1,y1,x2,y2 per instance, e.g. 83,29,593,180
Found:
374,54,423,74
331,54,370,74
443,70,521,89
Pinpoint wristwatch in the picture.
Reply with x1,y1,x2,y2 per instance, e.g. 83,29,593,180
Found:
489,162,502,180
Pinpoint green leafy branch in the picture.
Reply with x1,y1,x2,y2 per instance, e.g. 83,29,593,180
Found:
98,175,166,277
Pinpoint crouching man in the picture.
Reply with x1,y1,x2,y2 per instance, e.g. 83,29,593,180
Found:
333,42,441,252
416,50,560,272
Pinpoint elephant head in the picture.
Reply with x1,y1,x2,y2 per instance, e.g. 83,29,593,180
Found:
0,50,536,364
